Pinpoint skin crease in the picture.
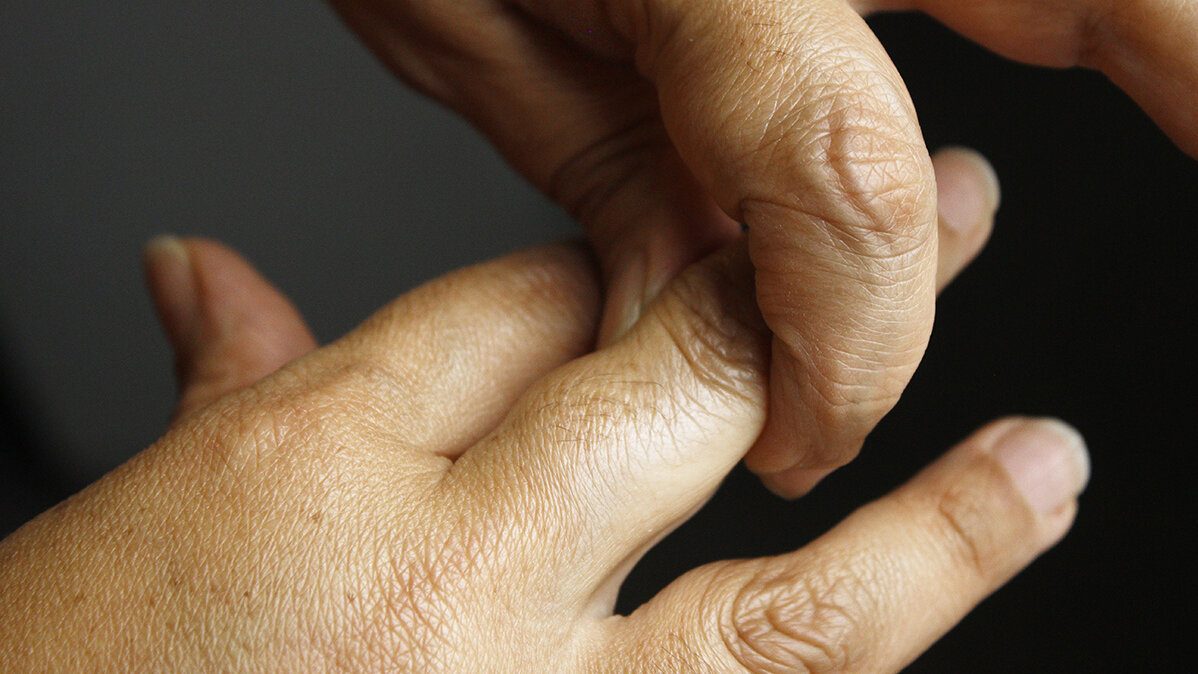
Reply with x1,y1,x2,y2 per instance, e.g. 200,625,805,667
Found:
328,0,1198,497
332,0,940,498
0,0,1195,668
0,235,1088,672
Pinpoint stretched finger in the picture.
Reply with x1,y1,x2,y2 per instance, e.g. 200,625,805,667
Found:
142,236,317,421
599,417,1089,673
859,0,1198,156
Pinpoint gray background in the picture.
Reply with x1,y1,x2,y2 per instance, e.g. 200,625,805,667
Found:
1,0,572,487
3,1,1197,671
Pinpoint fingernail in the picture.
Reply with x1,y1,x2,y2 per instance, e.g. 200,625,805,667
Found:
993,419,1091,515
144,234,188,266
143,235,200,352
934,147,1001,233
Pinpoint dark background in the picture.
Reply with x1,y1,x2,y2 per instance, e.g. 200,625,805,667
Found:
2,2,1194,671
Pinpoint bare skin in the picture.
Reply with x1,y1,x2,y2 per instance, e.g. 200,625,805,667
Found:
329,0,1198,496
0,235,1087,671
1,0,1195,667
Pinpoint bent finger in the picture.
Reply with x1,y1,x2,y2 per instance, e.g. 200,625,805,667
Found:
747,144,1001,497
603,417,1089,672
596,144,999,347
639,0,941,486
511,0,941,487
142,236,317,421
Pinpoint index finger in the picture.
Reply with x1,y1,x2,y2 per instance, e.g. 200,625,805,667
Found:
511,0,941,494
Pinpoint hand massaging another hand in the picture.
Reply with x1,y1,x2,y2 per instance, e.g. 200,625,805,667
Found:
1,236,1087,671
330,0,1198,496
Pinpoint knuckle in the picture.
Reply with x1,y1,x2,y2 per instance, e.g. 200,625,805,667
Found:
741,81,937,270
821,99,932,244
183,359,411,483
716,561,866,674
501,367,672,495
923,477,1007,583
650,257,770,406
274,360,409,444
802,55,935,234
179,381,300,485
521,369,653,448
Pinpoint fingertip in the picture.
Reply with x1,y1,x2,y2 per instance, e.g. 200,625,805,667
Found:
933,146,1001,225
990,417,1090,517
758,465,834,500
932,147,1000,291
143,234,189,269
146,235,316,419
925,416,1088,551
744,353,880,501
142,234,199,358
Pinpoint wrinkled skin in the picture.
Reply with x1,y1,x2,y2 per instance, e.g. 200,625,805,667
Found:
0,237,1088,672
2,0,1196,668
330,0,1198,495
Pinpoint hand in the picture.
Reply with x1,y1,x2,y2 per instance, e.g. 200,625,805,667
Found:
0,237,1087,671
329,0,1196,496
853,0,1198,158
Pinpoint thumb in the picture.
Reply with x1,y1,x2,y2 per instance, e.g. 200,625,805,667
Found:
142,236,317,420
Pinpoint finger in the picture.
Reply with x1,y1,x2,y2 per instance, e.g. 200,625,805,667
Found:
601,417,1090,673
514,0,942,486
142,236,317,420
345,0,942,483
859,0,1198,156
311,242,602,457
331,0,745,348
600,143,998,354
933,146,1000,292
451,241,770,611
756,146,999,497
